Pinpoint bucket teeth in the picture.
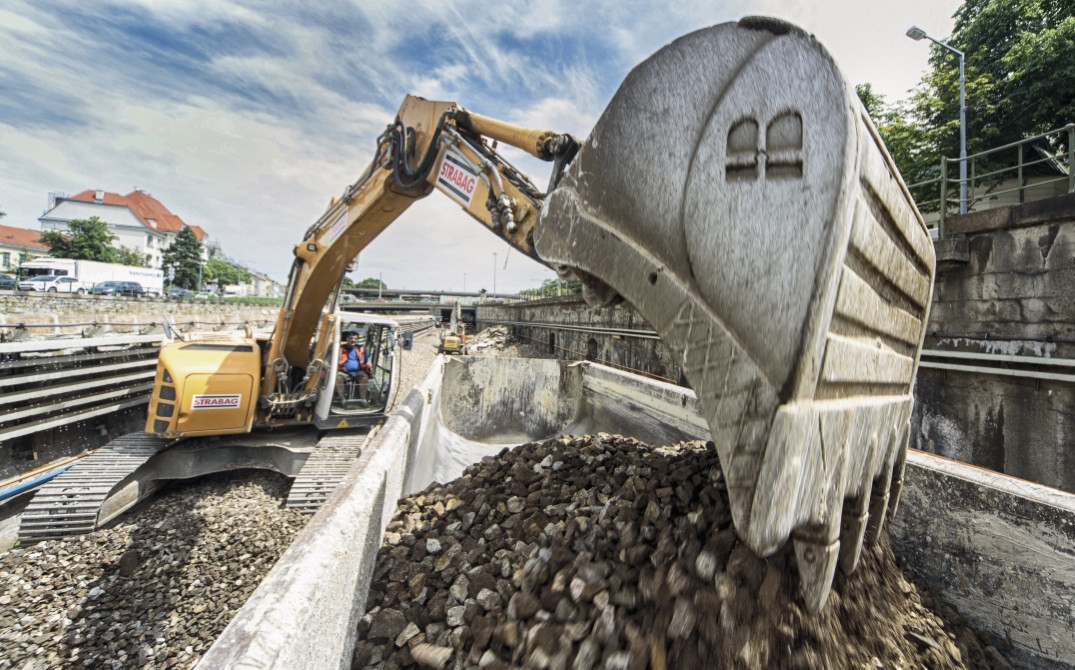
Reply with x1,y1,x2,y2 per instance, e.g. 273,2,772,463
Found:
886,431,910,522
793,535,840,614
838,492,870,576
865,466,894,547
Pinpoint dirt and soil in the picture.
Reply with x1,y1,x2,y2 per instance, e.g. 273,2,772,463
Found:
355,435,1013,670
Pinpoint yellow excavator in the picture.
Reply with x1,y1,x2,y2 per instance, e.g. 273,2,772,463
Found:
142,17,933,612
438,301,466,355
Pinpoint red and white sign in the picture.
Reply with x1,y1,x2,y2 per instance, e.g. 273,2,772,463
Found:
325,211,348,244
191,394,242,410
436,151,479,206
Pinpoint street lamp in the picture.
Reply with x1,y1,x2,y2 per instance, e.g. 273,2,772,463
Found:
907,25,967,215
492,253,497,298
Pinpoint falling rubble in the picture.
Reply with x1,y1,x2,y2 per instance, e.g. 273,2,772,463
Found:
356,435,1012,670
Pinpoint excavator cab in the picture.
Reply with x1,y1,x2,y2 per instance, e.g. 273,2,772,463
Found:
313,313,401,429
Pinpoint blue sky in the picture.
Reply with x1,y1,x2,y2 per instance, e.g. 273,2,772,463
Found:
0,0,958,291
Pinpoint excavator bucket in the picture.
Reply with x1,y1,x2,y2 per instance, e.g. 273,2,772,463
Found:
536,17,935,612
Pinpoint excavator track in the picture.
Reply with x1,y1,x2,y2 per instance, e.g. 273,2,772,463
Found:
18,432,171,544
284,432,368,514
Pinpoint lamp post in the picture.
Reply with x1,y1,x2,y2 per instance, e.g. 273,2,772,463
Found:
492,253,497,298
907,25,967,215
463,273,467,293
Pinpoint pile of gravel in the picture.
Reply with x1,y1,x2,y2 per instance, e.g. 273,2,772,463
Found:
0,470,307,670
392,334,442,413
355,435,1012,670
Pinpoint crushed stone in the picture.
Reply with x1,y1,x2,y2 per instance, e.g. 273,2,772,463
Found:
355,435,1012,670
0,470,306,670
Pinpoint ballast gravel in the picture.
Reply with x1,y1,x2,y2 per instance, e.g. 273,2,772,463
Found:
355,435,1013,670
0,470,306,670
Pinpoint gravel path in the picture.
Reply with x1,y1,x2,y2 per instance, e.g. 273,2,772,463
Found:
356,435,1012,670
0,470,306,670
392,332,441,412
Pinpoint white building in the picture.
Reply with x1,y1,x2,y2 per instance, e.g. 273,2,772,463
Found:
39,189,209,269
233,264,283,298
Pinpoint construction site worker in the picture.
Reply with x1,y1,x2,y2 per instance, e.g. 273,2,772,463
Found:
336,331,372,404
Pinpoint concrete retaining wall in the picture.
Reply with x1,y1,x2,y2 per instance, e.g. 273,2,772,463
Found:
0,291,277,336
477,298,684,385
914,194,1075,491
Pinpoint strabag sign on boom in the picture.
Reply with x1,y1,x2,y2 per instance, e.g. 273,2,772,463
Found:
436,151,479,206
191,394,242,410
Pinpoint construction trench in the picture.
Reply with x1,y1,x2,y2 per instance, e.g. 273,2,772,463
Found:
0,320,1072,670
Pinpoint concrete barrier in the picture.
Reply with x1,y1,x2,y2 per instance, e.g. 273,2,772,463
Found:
197,358,1074,670
891,451,1075,670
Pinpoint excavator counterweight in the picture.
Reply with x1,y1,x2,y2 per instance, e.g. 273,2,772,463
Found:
536,17,935,612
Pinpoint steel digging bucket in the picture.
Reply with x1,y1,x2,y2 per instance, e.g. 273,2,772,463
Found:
536,17,936,612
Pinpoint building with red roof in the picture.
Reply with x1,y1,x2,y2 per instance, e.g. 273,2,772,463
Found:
0,224,49,273
39,189,209,269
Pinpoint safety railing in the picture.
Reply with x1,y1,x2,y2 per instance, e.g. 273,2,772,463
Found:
909,123,1074,239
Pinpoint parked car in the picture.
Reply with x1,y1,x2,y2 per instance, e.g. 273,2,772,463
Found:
20,275,88,293
168,288,196,299
194,291,213,300
91,281,144,297
0,275,15,289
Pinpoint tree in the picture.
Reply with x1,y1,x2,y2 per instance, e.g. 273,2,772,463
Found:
38,217,119,262
342,277,356,289
519,277,582,299
161,226,203,290
115,246,152,268
204,256,251,286
862,0,1075,211
355,277,386,289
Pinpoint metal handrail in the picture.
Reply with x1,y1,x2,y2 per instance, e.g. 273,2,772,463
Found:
909,123,1074,239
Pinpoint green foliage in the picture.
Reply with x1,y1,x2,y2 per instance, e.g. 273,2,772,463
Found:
867,0,1075,212
519,278,582,299
39,217,119,262
115,246,152,268
354,277,386,289
855,83,887,121
204,257,251,286
341,276,356,288
161,226,203,290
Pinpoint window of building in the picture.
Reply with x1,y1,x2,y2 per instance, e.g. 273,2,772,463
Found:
0,252,9,269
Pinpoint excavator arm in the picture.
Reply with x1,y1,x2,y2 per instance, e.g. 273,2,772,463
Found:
259,95,578,420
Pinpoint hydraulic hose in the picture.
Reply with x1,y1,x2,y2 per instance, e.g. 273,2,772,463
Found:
391,111,453,191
